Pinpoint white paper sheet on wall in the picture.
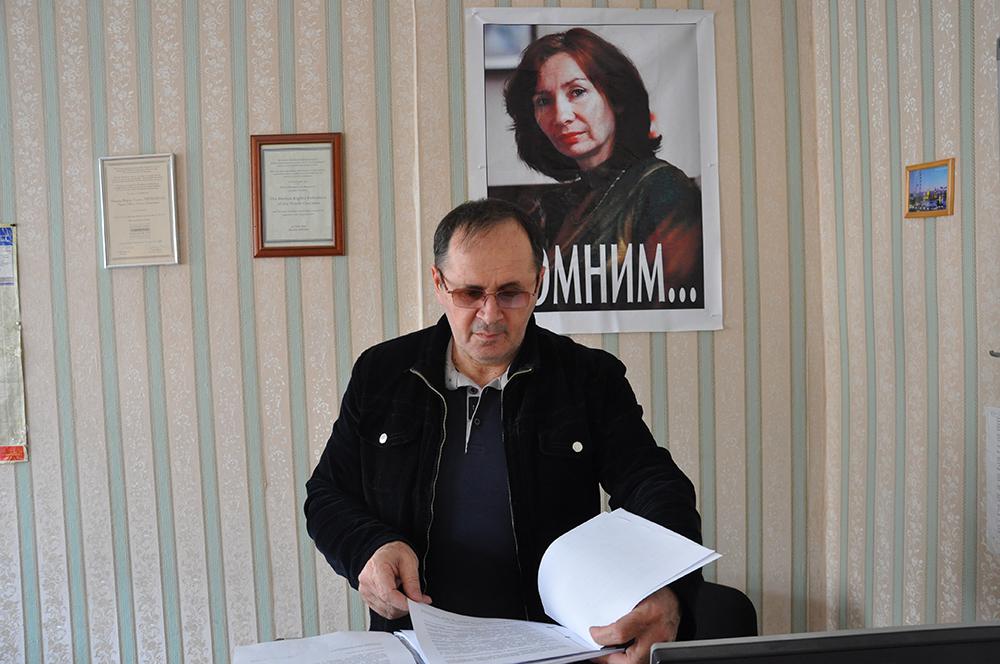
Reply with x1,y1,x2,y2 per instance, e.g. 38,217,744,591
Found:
0,224,27,463
987,407,1000,555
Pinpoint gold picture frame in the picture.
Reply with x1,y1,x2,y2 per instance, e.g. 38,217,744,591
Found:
905,157,955,218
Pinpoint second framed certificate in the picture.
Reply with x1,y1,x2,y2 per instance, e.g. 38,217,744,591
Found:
251,132,345,257
99,153,179,268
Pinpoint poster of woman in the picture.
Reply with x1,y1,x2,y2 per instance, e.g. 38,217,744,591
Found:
465,8,722,333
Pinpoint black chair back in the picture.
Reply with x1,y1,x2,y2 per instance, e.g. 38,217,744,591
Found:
691,581,758,640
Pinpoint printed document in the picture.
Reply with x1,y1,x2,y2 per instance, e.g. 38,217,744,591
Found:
233,509,718,663
233,631,414,664
406,601,614,664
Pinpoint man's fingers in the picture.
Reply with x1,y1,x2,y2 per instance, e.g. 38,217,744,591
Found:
590,587,681,664
592,631,653,664
372,561,410,612
361,582,407,620
589,636,640,664
400,571,430,604
358,541,432,620
359,579,394,619
590,614,635,647
391,546,429,604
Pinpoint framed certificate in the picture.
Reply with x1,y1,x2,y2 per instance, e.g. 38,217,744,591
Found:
251,133,345,257
98,153,179,268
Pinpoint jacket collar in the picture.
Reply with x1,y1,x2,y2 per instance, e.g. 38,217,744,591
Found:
410,315,541,390
510,316,540,375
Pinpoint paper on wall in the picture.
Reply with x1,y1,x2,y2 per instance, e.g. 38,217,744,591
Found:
0,225,27,463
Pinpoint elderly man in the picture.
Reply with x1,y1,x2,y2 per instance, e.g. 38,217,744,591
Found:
305,199,701,663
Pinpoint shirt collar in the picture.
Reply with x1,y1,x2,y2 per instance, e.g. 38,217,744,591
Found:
444,340,510,391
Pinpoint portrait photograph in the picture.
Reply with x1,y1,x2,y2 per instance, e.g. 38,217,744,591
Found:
465,8,722,333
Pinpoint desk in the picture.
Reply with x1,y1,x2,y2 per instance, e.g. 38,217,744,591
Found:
650,622,1000,663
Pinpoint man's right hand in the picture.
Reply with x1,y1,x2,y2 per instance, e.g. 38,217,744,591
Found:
357,541,432,619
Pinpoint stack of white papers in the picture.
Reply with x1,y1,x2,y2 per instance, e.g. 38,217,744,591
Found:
234,509,719,664
538,509,720,648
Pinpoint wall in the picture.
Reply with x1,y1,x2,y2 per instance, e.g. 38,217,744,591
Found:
0,1,996,663
812,0,1000,629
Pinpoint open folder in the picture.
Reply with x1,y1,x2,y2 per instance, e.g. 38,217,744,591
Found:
234,509,719,664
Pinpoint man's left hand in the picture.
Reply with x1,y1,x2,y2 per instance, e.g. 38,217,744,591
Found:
589,585,681,664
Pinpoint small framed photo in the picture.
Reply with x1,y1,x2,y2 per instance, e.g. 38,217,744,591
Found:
905,157,955,218
251,132,344,257
98,153,179,268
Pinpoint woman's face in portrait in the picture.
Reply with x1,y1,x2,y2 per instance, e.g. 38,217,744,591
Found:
532,52,616,171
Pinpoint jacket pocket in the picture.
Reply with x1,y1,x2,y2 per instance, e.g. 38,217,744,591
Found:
532,408,599,514
536,408,593,461
359,406,421,493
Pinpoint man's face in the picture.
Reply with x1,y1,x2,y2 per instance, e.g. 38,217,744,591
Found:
432,220,540,382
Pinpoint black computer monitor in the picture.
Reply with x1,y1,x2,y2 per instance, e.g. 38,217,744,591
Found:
650,622,1000,663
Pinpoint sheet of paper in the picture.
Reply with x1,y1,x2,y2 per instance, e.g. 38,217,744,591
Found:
537,509,720,648
101,156,176,264
261,143,334,244
232,631,416,664
407,600,611,664
0,225,27,464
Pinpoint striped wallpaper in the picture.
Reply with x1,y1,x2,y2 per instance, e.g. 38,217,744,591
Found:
815,0,1000,629
0,1,997,662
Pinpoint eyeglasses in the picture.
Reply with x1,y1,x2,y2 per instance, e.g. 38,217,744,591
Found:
438,271,538,310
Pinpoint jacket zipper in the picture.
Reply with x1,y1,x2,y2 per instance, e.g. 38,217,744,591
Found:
409,368,448,590
412,364,534,620
502,367,533,620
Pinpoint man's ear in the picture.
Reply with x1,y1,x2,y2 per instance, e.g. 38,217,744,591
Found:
431,265,446,305
535,266,546,294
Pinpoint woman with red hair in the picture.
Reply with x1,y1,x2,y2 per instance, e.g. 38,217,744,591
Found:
503,28,702,308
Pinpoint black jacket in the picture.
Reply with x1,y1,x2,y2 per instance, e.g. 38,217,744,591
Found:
304,316,702,635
